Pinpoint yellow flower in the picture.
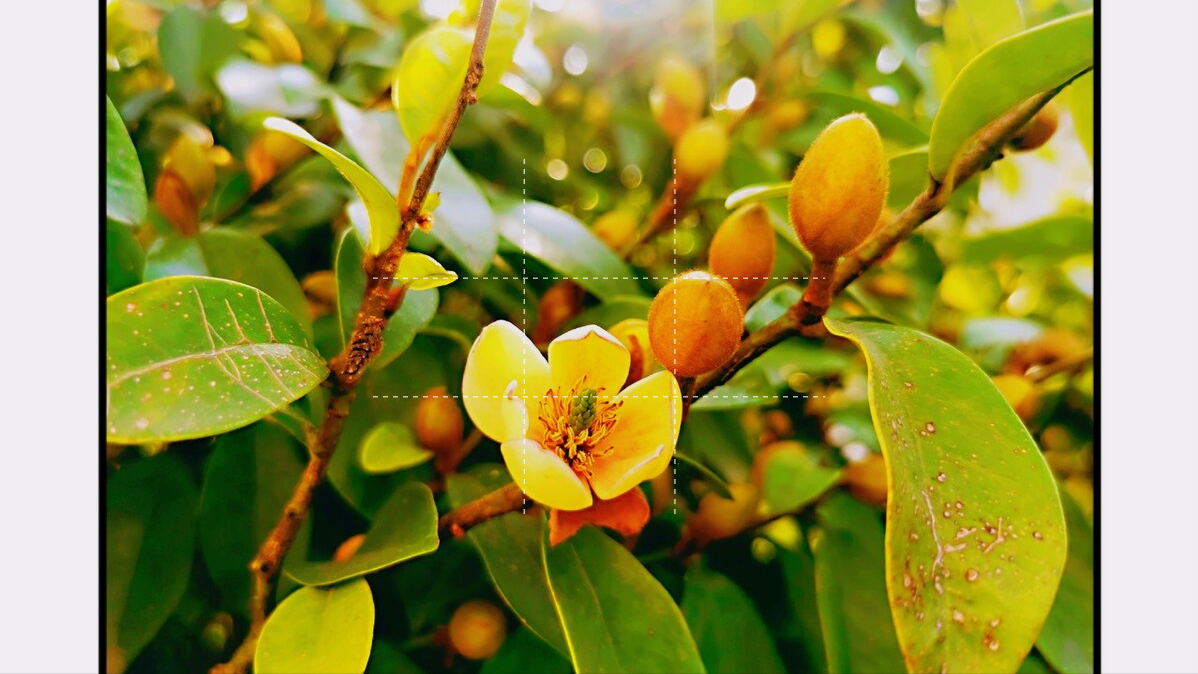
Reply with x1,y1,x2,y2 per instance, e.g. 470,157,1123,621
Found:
462,321,683,511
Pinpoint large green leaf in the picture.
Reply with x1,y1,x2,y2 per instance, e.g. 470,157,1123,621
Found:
255,578,375,674
811,493,907,674
481,627,571,674
107,454,198,665
825,318,1067,674
107,220,144,295
200,423,305,614
263,117,400,256
144,228,312,336
543,527,705,674
774,535,829,674
332,99,498,275
334,228,439,371
681,566,786,674
496,202,640,300
477,0,532,96
106,277,327,443
393,25,473,147
106,97,147,226
956,0,1025,50
157,5,241,102
1035,491,1092,673
927,11,1093,179
284,482,439,585
959,214,1093,266
446,467,569,656
760,448,841,515
359,422,434,473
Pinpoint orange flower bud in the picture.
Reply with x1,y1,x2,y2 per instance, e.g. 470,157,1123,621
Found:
448,600,507,660
688,482,761,541
1008,103,1059,151
842,452,888,507
709,203,776,301
247,130,309,190
415,386,464,454
153,169,198,236
676,119,729,182
163,134,216,207
788,113,889,262
530,281,583,347
592,210,639,253
648,271,744,377
649,55,706,141
332,533,366,563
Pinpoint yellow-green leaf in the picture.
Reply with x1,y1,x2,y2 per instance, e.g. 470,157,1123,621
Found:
106,97,147,227
476,0,531,96
262,117,400,255
255,579,375,674
396,252,459,290
393,25,473,147
359,422,434,473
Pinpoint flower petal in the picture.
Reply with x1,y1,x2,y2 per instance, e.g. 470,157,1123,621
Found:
547,487,650,547
501,439,594,511
462,320,552,443
588,370,682,500
547,325,630,398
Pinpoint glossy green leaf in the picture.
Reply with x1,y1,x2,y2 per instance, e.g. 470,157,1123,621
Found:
216,61,329,117
811,493,907,674
366,640,426,674
774,535,830,674
200,423,305,613
106,277,327,443
477,0,532,96
335,228,439,371
956,0,1025,51
927,11,1094,179
107,220,144,295
1035,492,1092,673
446,467,570,656
106,97,147,226
333,99,499,274
144,228,312,337
681,566,785,674
359,422,434,473
157,5,241,102
107,454,198,665
497,202,640,300
255,578,375,674
284,482,439,585
887,148,931,209
481,627,571,674
675,452,733,499
960,214,1093,265
724,182,789,211
544,526,705,673
761,449,841,515
798,91,929,147
393,25,473,146
263,116,400,256
745,283,802,331
396,252,459,290
824,318,1067,673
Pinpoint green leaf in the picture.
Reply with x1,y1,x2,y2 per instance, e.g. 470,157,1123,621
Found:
477,0,532,96
332,99,499,274
284,482,439,586
263,116,400,256
824,318,1068,673
106,97,147,226
359,422,434,473
675,452,734,499
216,61,330,118
396,252,459,290
335,228,439,371
144,228,313,337
959,214,1093,265
886,148,931,209
366,640,426,674
544,526,705,674
745,283,802,331
681,566,786,674
107,220,145,295
497,202,641,300
200,423,306,614
715,0,779,23
956,0,1025,50
1035,491,1092,673
106,277,327,443
783,0,846,34
107,454,198,665
446,467,570,656
811,493,907,674
927,11,1094,179
724,182,789,211
393,25,473,147
798,91,930,147
481,627,571,674
255,578,375,674
157,5,241,102
1065,71,1093,164
760,448,841,515
775,538,830,673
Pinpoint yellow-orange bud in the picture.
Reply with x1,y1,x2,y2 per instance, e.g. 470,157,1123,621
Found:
1008,103,1059,151
648,271,744,377
676,119,729,182
709,203,776,301
415,386,464,454
332,533,367,563
163,134,216,208
153,169,199,236
688,482,761,541
448,600,507,660
788,113,889,261
842,452,888,507
650,55,706,141
530,281,583,347
592,210,639,252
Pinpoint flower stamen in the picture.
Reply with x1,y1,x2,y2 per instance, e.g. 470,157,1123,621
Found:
539,383,622,476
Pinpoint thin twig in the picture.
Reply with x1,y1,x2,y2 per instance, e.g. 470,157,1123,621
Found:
210,3,500,672
438,482,526,535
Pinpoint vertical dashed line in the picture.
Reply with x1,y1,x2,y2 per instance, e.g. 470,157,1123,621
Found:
522,158,527,514
672,157,677,515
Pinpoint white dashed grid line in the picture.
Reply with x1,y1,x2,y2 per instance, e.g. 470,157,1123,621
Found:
521,158,527,515
671,157,678,516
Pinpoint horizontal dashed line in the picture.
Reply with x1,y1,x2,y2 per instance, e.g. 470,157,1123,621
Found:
370,276,826,281
371,395,825,399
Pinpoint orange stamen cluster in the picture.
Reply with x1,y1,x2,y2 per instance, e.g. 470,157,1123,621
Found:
538,382,622,476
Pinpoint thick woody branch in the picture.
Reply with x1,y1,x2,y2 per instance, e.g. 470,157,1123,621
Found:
211,3,499,672
438,482,527,535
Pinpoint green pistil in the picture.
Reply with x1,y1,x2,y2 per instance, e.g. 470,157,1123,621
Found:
568,388,598,434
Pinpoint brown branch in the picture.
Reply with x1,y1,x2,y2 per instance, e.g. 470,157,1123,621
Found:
438,482,526,534
691,75,1088,402
210,3,500,672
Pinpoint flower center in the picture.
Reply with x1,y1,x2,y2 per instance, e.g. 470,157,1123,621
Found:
538,383,622,476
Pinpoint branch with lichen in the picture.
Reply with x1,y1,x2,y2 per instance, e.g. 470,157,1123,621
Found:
210,2,500,672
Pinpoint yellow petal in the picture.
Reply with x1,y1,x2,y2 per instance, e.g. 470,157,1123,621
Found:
501,439,594,511
589,370,682,500
547,325,630,397
462,320,551,443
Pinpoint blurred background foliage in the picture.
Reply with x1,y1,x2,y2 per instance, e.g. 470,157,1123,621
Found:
106,0,1093,672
